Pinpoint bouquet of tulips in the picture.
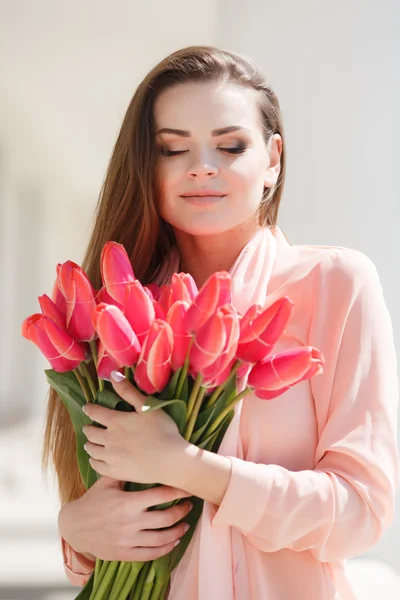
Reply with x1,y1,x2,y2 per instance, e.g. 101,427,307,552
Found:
22,241,324,600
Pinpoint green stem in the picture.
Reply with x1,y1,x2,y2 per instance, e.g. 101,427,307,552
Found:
93,558,103,592
92,560,119,599
108,561,131,600
186,373,203,421
117,561,144,600
185,386,206,442
131,562,152,600
149,576,169,600
79,362,97,399
207,386,253,436
175,337,194,398
91,560,110,596
140,563,156,600
89,339,105,392
73,368,92,403
205,359,242,408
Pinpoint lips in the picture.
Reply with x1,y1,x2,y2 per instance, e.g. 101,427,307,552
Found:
180,190,226,197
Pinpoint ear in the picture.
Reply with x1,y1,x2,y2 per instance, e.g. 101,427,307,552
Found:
264,134,283,188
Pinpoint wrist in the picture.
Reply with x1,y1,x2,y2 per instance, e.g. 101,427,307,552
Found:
162,440,232,506
58,500,93,557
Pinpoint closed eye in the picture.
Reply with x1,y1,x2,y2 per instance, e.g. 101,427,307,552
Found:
159,147,247,157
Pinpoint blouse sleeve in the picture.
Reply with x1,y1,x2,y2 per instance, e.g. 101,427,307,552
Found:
211,249,400,561
61,536,95,587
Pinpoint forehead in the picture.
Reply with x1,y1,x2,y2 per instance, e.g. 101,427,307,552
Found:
153,80,261,131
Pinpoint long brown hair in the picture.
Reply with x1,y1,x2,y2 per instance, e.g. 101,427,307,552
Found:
42,45,288,505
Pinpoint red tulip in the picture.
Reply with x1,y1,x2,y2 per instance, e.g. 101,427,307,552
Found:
171,273,198,304
184,271,232,334
22,314,86,372
95,286,123,309
145,283,161,301
248,346,325,399
57,261,97,342
237,297,294,363
166,301,192,370
93,303,141,367
100,241,136,304
123,280,156,345
51,277,67,317
158,285,174,315
200,305,240,385
97,339,121,380
189,308,228,374
38,294,65,329
134,319,173,394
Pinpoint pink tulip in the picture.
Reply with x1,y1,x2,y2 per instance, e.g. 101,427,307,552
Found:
93,303,141,367
153,299,167,321
158,285,174,315
97,339,121,380
171,273,198,304
39,294,66,329
145,283,161,301
248,346,325,399
189,309,228,374
123,280,156,345
134,319,173,394
184,271,232,334
100,241,136,304
237,296,294,363
200,305,240,385
166,301,192,370
51,277,67,317
56,261,97,342
95,286,123,309
22,314,86,372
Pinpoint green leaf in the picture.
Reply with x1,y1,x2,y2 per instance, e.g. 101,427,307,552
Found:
159,368,182,400
197,410,235,450
211,410,235,453
168,495,204,572
45,369,99,490
97,388,135,413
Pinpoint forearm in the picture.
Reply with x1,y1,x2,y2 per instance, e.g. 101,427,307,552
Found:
163,441,232,506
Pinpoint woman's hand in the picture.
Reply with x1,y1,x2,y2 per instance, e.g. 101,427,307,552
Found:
59,476,193,562
81,373,189,485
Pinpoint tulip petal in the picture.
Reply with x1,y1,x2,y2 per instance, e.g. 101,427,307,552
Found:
100,241,136,304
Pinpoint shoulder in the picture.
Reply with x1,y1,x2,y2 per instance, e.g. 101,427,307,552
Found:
295,242,381,294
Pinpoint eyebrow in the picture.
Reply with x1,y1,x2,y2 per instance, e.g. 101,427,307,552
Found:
155,126,247,137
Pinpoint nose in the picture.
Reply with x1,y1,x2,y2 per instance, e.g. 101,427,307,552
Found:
187,153,218,179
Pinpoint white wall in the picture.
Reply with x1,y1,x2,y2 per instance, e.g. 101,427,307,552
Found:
1,0,399,595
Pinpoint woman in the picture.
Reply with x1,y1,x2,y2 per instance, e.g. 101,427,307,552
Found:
44,45,400,599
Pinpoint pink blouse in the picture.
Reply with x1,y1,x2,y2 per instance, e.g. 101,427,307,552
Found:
61,226,400,599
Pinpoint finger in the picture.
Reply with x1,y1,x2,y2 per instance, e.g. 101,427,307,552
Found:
135,521,189,548
88,456,109,476
82,403,114,426
84,441,106,461
82,424,107,444
110,370,146,413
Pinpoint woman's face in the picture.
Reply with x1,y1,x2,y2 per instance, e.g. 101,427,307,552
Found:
153,80,282,236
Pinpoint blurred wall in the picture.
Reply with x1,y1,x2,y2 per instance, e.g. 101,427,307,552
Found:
0,0,399,595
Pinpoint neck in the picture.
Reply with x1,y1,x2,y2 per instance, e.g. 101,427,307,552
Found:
173,221,263,289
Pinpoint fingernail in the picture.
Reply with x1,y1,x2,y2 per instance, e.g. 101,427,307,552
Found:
184,524,190,533
174,539,181,547
111,370,125,382
82,405,87,413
